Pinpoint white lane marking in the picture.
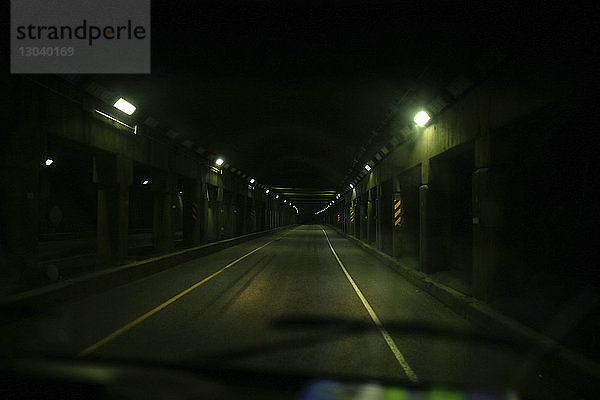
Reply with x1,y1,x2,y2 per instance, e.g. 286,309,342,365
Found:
321,227,419,383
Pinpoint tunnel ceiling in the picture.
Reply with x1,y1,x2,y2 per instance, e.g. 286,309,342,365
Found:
85,2,567,210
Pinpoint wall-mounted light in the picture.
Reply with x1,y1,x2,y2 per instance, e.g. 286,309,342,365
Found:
114,98,136,115
266,189,270,194
45,158,54,166
283,200,287,203
215,158,224,166
275,195,279,199
142,180,149,185
364,164,371,171
349,183,354,189
249,178,256,184
414,110,430,127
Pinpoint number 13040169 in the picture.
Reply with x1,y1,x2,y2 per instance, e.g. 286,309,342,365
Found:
18,46,74,57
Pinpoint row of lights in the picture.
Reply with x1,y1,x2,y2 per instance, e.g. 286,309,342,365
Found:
64,99,429,215
116,99,428,215
316,111,431,216
138,164,295,211
111,99,266,196
343,110,431,191
45,155,287,211
314,193,341,215
110,99,292,207
48,95,299,219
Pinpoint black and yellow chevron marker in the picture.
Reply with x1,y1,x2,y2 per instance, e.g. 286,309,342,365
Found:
191,202,199,221
394,198,402,227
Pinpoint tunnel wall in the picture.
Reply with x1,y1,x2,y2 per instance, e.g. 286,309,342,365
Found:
332,54,590,304
1,76,297,282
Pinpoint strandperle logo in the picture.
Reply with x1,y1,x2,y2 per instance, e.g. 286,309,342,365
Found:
11,0,150,74
15,20,147,46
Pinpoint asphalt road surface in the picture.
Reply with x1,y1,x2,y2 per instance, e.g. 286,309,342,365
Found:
0,226,584,399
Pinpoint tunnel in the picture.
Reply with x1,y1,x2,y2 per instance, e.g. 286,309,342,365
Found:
1,2,598,400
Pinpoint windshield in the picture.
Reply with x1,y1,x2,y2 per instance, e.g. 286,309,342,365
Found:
1,2,598,400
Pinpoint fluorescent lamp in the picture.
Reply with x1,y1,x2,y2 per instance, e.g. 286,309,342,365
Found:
414,110,430,127
266,189,270,194
142,180,149,185
95,109,136,133
249,178,255,184
275,195,279,199
215,158,224,166
349,183,354,189
45,158,54,166
114,98,136,115
364,164,371,171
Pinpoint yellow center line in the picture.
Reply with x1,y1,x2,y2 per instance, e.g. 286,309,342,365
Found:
321,227,419,383
78,229,294,357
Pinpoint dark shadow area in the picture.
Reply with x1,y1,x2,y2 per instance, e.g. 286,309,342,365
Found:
429,144,474,292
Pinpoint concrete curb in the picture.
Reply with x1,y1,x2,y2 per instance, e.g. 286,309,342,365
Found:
1,226,295,308
326,225,600,379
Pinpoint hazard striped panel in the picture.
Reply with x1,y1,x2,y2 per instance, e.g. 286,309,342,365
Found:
191,202,199,221
349,208,355,222
394,198,402,227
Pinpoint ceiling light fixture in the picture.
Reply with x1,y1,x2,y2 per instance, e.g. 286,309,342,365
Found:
414,110,430,127
114,98,136,115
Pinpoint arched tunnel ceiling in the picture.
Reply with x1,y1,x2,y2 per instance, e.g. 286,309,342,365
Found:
86,2,574,212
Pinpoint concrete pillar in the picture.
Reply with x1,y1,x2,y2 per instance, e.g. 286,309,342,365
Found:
182,178,204,246
419,159,433,273
250,196,257,232
375,187,382,250
93,154,132,261
359,196,367,241
343,203,346,231
379,181,394,255
271,204,277,229
366,189,375,244
0,79,45,282
216,186,224,239
472,135,501,301
352,199,357,237
266,199,271,229
241,194,248,233
392,190,402,258
152,171,176,252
